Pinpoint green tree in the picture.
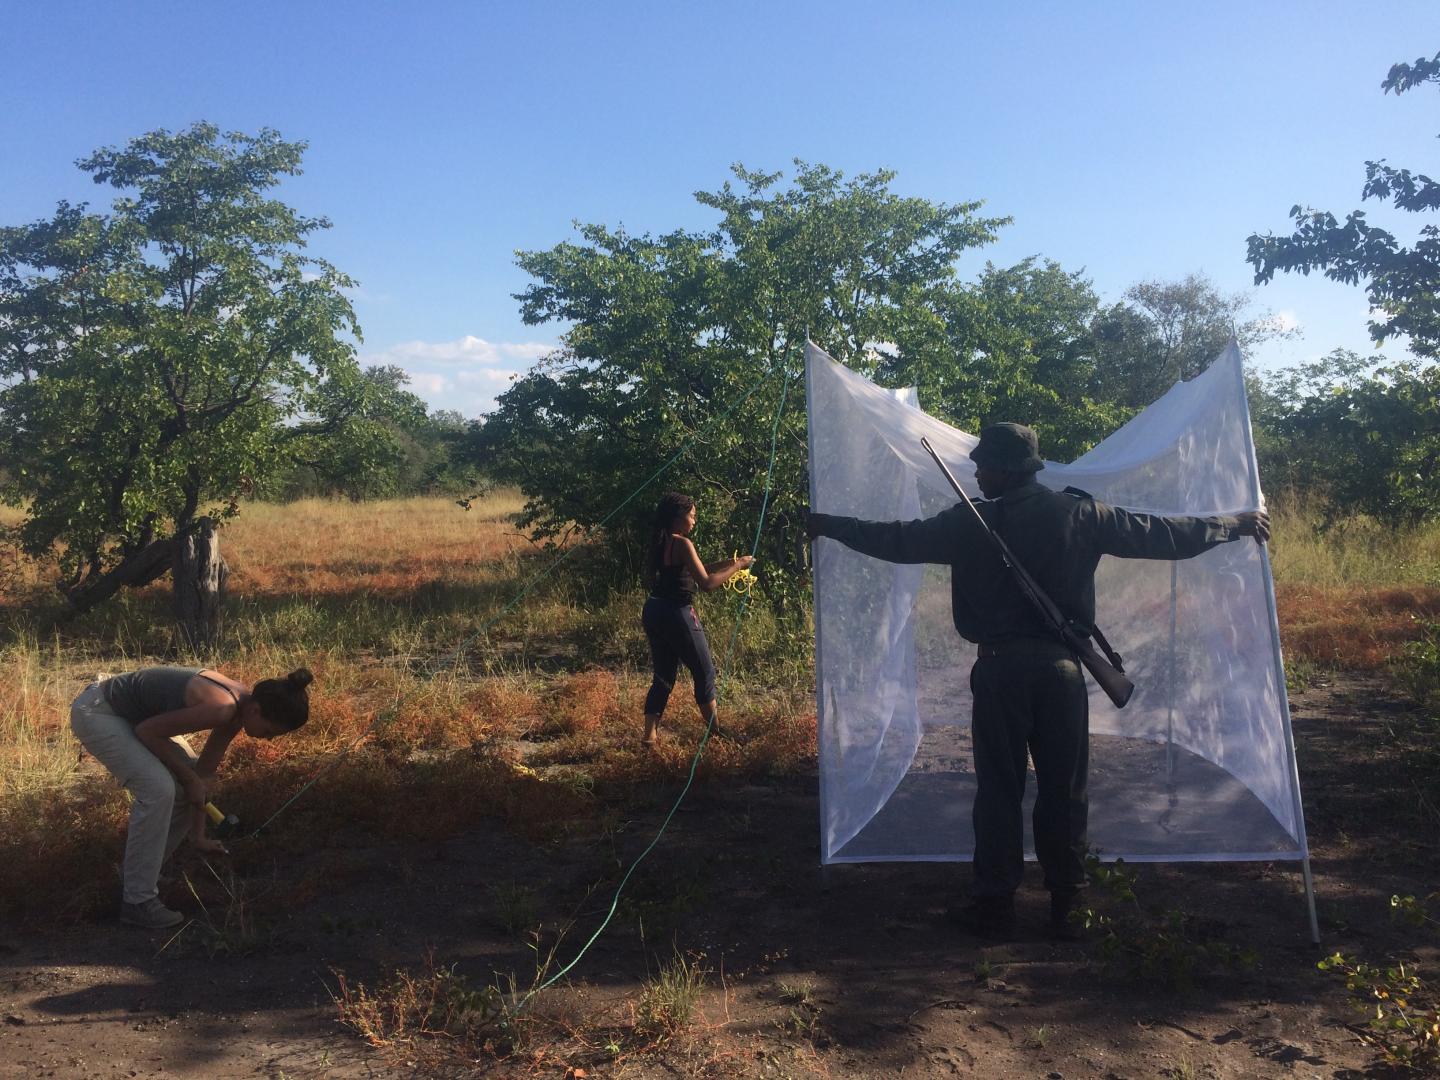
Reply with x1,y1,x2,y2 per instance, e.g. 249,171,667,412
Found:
1089,274,1295,410
1251,349,1440,522
0,123,389,639
1247,51,1440,357
278,364,433,500
884,257,1128,460
479,162,1022,588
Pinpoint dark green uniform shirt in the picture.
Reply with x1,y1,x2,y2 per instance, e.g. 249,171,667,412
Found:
810,481,1241,646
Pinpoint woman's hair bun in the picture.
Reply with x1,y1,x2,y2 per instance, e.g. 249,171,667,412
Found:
287,667,315,689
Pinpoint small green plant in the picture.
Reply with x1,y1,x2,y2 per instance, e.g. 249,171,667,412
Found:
333,953,508,1047
1394,620,1440,709
776,978,814,1006
331,923,574,1066
1318,952,1440,1072
163,861,269,957
1164,1056,1203,1080
488,881,539,934
973,958,995,982
1391,892,1439,931
635,950,708,1039
1284,655,1329,694
1023,1024,1049,1049
776,979,822,1040
1077,854,1256,990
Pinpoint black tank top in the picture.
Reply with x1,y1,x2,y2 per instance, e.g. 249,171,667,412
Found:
650,536,697,604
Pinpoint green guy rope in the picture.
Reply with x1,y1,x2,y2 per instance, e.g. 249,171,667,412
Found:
518,364,793,1007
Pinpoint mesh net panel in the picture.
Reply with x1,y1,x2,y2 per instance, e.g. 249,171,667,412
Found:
806,341,1307,865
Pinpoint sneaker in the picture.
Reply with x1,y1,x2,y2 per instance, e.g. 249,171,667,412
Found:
120,898,184,929
1048,888,1083,941
946,896,1017,940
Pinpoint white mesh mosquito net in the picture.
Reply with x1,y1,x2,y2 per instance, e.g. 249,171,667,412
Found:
806,340,1310,870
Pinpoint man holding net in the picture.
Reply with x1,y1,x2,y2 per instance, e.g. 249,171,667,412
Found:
806,422,1269,939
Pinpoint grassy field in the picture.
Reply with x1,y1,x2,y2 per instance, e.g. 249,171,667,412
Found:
1,493,1437,1073
1,495,1436,891
0,493,818,923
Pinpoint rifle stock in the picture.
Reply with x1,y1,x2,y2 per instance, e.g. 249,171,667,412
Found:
920,437,1135,709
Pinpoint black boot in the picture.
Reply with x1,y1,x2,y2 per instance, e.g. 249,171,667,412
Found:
947,895,1017,940
1049,888,1083,941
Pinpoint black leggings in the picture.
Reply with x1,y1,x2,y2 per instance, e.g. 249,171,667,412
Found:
642,597,717,715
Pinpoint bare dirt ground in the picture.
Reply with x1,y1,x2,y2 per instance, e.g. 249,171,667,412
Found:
3,673,1436,1079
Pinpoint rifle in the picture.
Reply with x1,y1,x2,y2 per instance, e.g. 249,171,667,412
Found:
920,437,1135,708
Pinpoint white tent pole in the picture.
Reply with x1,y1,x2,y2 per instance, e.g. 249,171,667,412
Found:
805,342,833,865
1167,561,1178,783
1231,343,1320,945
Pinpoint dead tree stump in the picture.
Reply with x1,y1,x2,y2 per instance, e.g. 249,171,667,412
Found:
173,517,228,652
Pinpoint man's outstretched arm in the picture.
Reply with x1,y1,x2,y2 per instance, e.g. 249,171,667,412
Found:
805,506,972,565
1094,504,1270,560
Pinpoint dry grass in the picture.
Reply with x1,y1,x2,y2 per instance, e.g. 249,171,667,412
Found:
1277,584,1440,671
0,493,1435,927
1269,495,1440,589
0,492,816,925
222,493,531,599
1269,496,1440,671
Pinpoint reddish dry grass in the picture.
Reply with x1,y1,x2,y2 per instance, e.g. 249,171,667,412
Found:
5,493,1435,928
221,496,533,599
1276,583,1440,670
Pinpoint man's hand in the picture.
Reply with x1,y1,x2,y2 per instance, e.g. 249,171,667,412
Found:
1234,510,1271,545
804,509,826,542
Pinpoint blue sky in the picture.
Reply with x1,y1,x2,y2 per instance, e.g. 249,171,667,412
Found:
3,2,1436,417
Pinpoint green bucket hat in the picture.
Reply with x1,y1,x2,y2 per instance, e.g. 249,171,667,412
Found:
969,422,1045,473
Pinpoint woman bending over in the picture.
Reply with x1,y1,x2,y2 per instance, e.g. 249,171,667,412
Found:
641,492,755,747
70,666,312,928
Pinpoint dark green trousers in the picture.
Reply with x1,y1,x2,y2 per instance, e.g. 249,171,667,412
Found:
969,648,1090,898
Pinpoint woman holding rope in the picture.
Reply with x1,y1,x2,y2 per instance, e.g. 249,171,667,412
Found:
70,666,313,928
641,493,755,748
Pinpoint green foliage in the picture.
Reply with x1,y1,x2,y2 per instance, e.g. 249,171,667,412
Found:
635,949,708,1038
1318,951,1440,1072
1250,349,1440,523
487,881,540,935
1395,623,1440,710
0,123,412,602
883,256,1131,459
333,954,512,1047
273,366,479,501
1247,50,1440,359
1090,274,1296,410
776,978,823,1040
1391,891,1439,931
1077,855,1257,991
477,162,1128,595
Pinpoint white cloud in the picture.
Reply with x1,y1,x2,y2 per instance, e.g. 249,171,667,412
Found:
406,373,449,396
358,334,554,418
366,335,551,368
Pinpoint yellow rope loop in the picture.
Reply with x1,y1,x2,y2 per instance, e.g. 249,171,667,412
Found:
723,551,757,597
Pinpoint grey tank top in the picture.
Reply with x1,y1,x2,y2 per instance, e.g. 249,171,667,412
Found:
103,667,206,723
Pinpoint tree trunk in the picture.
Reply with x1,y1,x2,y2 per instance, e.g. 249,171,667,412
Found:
62,536,176,613
173,517,228,652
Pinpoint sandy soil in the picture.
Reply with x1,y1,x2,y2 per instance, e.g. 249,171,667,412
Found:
2,673,1435,1078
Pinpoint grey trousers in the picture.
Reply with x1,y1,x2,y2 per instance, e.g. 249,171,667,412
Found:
70,682,198,904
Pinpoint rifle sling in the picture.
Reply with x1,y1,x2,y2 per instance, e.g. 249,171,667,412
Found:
995,496,1125,674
